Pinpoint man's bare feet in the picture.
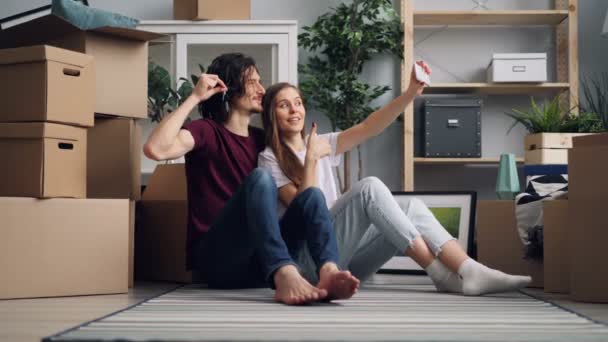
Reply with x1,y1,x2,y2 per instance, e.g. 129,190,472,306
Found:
273,265,328,305
317,263,360,301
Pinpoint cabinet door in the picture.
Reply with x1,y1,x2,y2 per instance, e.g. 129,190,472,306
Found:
176,33,292,89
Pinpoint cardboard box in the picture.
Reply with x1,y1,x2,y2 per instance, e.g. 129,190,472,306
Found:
0,122,86,198
568,134,608,303
174,0,251,20
525,148,568,165
0,15,162,119
543,200,569,294
128,200,135,288
135,163,192,283
525,133,591,151
87,117,142,200
476,200,543,288
572,133,608,147
0,197,129,299
0,45,94,127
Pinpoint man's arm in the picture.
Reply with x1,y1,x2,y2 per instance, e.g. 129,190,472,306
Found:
143,74,227,161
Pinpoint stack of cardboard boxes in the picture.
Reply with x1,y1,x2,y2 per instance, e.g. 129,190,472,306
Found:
477,133,587,290
477,132,608,303
0,14,159,299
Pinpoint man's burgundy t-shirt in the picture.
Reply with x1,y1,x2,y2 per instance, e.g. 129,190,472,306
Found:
183,119,265,269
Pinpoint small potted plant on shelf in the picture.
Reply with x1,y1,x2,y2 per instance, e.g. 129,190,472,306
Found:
505,95,603,165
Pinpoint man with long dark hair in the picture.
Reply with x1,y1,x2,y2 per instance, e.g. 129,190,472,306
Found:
144,53,359,305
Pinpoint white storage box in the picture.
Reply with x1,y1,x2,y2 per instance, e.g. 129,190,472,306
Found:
487,53,547,83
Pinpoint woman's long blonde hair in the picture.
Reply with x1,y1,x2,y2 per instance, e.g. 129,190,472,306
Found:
261,83,306,186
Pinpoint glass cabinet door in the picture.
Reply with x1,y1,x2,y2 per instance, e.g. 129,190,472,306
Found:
176,33,290,90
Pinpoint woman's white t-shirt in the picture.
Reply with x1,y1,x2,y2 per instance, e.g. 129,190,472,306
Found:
258,132,342,217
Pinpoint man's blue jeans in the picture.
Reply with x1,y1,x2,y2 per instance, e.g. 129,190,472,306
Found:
192,168,338,289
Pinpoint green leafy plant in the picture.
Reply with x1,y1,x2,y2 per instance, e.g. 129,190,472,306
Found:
506,94,605,135
505,95,570,134
580,72,608,131
298,0,403,190
147,62,204,123
560,111,604,133
148,61,173,123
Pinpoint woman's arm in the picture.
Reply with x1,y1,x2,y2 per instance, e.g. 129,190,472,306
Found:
278,123,331,207
335,61,430,155
143,74,227,161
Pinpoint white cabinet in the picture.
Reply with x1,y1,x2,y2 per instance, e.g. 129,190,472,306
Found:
138,20,298,86
136,20,298,179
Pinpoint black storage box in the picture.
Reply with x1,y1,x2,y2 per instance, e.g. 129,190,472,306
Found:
422,98,482,158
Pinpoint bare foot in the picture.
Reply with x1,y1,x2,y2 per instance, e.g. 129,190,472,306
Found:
317,263,360,301
273,265,328,305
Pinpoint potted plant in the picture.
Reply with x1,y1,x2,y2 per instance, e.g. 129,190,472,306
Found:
148,61,202,123
506,95,601,164
298,0,403,191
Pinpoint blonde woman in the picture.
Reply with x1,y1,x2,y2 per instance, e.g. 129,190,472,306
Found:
258,62,531,296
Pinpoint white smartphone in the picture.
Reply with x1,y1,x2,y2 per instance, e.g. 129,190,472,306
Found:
414,63,431,86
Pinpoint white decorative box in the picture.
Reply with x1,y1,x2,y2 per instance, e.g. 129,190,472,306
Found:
487,53,547,83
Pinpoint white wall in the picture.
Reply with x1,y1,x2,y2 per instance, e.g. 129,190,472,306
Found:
2,0,607,198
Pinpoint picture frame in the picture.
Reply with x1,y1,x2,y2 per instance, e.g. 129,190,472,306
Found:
379,191,477,274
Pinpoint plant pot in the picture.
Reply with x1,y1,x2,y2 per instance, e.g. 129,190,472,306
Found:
524,133,593,150
524,133,594,165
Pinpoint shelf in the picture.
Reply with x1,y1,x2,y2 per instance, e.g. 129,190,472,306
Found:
423,82,570,95
400,1,577,191
414,157,525,165
414,10,569,26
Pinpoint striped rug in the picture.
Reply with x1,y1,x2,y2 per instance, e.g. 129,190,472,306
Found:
45,282,608,342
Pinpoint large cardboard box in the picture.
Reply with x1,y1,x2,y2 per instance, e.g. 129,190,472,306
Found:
88,117,142,200
568,133,608,303
0,45,94,127
0,15,161,119
136,163,192,283
543,200,569,294
0,122,86,198
476,200,543,288
174,0,251,20
0,198,129,299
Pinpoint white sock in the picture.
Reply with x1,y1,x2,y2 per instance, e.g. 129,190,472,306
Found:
458,258,531,296
425,259,463,293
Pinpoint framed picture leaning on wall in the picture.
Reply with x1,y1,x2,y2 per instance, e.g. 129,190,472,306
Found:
379,191,477,274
